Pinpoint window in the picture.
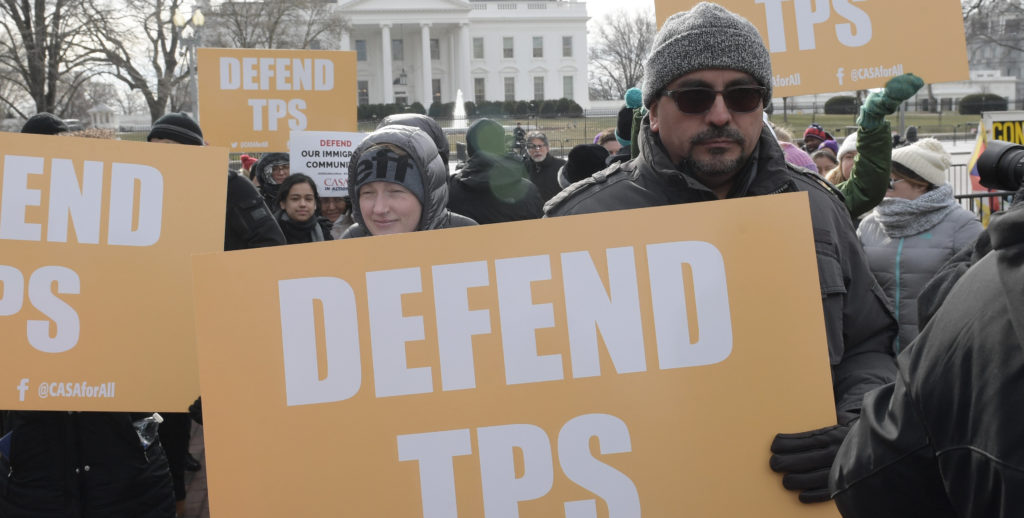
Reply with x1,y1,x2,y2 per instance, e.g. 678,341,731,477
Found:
473,37,484,59
430,39,440,61
432,78,442,104
395,95,408,106
355,40,367,61
503,37,514,58
357,80,369,105
533,36,543,58
562,36,572,58
562,75,573,100
474,77,485,103
504,77,515,101
534,76,544,101
392,39,404,61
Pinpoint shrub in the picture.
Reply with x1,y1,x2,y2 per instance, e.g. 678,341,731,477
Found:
824,95,858,115
408,102,426,115
463,101,477,117
959,93,1008,115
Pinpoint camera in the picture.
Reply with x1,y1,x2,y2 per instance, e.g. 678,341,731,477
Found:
977,139,1024,191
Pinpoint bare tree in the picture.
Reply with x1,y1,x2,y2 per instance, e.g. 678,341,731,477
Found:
588,8,655,101
206,0,346,50
0,0,102,117
80,0,189,123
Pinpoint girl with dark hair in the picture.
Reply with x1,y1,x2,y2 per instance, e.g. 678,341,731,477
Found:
273,173,333,244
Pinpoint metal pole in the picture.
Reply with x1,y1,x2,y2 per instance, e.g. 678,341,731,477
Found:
897,101,905,137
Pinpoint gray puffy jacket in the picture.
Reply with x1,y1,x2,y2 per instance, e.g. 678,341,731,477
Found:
857,206,982,352
342,126,476,238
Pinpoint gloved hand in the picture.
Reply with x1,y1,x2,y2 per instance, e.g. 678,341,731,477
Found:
857,73,925,131
769,422,852,503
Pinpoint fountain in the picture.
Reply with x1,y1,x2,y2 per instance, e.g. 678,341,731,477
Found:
452,89,467,130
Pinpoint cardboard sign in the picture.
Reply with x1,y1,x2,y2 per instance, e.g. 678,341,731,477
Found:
289,131,365,197
192,193,841,517
198,48,357,153
654,0,968,97
0,133,226,411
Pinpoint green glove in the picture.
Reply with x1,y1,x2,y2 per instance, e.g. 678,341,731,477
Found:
857,73,925,131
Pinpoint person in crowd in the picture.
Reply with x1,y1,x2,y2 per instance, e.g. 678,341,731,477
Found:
273,173,334,244
523,130,566,202
1,114,176,518
812,148,839,176
823,74,925,220
321,196,354,239
545,3,897,504
558,143,611,188
818,139,839,156
608,88,644,166
446,118,542,224
802,123,832,154
253,152,290,207
830,194,1024,517
342,126,476,238
780,141,817,171
596,128,621,156
377,113,451,171
856,138,982,353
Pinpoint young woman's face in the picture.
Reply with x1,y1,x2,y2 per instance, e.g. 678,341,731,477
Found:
358,181,422,235
321,197,348,222
885,174,929,200
280,182,316,222
814,156,837,175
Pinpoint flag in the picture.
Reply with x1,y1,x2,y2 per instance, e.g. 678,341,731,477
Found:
965,120,999,221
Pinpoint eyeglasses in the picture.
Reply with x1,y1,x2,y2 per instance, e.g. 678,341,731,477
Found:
661,85,766,114
526,144,546,150
888,178,904,189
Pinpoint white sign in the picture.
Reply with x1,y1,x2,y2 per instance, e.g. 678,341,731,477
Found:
288,131,365,197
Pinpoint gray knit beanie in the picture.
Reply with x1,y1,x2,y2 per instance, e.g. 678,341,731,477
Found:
642,2,772,108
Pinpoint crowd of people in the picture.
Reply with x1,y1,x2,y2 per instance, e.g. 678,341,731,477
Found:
2,1,1022,516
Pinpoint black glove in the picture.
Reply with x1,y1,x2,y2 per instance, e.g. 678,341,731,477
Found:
769,422,851,503
188,396,203,425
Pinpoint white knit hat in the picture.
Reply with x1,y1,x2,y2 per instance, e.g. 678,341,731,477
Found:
837,132,858,160
891,138,950,186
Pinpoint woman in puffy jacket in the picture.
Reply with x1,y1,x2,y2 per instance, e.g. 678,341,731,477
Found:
857,138,983,352
342,126,476,238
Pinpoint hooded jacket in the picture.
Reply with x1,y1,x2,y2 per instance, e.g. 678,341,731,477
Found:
377,113,450,169
253,152,289,207
546,118,898,417
342,126,476,238
830,198,1024,518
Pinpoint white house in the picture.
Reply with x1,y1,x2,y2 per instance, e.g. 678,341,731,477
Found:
335,0,590,109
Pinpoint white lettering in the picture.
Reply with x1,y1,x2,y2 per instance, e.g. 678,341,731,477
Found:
478,424,554,518
107,163,163,247
432,261,491,391
367,267,432,398
558,414,641,518
0,155,44,241
46,159,103,244
495,255,562,385
26,266,80,353
833,0,872,47
220,57,240,89
397,429,473,518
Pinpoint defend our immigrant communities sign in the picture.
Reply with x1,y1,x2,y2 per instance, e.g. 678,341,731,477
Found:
0,133,226,411
198,48,357,153
289,131,366,197
192,193,841,517
654,0,969,97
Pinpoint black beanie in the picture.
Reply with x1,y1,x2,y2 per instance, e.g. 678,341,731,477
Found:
21,113,68,135
615,105,633,145
561,144,610,186
465,118,504,157
147,112,204,145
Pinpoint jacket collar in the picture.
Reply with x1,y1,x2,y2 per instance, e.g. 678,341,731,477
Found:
637,116,793,199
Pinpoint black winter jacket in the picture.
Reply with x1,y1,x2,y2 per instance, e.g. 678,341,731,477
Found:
830,199,1024,517
0,412,175,518
546,120,898,416
447,153,542,224
524,153,566,203
224,170,285,251
342,126,477,238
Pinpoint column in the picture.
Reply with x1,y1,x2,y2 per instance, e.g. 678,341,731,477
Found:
381,23,393,104
339,28,350,51
458,22,472,103
420,23,433,109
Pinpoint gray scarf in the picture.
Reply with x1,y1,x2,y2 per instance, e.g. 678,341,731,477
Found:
874,184,957,238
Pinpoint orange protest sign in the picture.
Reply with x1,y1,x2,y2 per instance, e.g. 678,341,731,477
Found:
0,133,226,411
198,48,357,153
654,0,968,97
192,193,841,517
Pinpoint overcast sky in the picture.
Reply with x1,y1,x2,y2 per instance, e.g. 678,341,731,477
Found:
585,0,656,25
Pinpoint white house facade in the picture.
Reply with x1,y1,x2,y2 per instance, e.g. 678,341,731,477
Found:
335,0,590,109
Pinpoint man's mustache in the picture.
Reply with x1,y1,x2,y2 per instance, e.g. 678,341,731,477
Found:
691,127,745,146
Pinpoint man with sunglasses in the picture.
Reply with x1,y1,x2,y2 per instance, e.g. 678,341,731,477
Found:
546,1,897,505
523,131,566,203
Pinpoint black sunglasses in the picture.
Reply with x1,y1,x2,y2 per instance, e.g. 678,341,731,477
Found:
661,85,766,114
